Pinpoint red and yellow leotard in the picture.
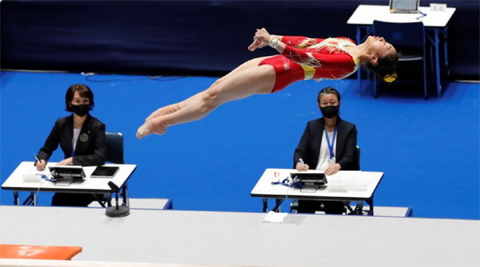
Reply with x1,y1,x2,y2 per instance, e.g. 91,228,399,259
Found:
259,36,358,92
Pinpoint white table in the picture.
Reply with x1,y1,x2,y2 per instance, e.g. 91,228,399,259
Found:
0,205,478,267
347,5,456,96
251,169,383,215
1,161,136,206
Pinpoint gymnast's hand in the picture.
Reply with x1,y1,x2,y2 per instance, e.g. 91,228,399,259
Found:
248,28,271,51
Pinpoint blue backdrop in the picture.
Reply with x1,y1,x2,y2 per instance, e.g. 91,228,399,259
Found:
1,71,479,220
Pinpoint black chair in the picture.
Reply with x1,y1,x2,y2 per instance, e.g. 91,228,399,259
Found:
352,145,360,171
372,20,431,99
105,132,125,164
94,132,125,207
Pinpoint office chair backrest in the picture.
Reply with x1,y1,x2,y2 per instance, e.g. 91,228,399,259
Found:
105,132,124,164
353,146,361,171
373,20,425,54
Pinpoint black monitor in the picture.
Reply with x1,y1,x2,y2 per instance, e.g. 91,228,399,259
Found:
290,172,328,188
49,166,86,181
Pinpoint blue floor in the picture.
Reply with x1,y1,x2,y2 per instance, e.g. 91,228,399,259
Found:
1,70,479,220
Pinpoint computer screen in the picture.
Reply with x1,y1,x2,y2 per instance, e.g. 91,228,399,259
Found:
390,0,419,13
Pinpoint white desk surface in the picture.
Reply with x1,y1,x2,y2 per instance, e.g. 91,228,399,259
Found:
1,161,136,193
347,5,456,27
0,205,478,267
251,169,383,201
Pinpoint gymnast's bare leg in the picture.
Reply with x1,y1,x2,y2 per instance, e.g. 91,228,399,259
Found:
142,56,270,122
136,58,275,138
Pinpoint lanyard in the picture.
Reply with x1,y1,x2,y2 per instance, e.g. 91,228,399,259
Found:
271,176,302,189
325,127,337,159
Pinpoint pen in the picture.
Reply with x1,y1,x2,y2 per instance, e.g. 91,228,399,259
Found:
416,11,427,20
33,153,40,166
299,158,305,165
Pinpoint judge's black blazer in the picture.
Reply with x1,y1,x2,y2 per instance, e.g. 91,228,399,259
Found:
293,117,358,170
38,114,106,166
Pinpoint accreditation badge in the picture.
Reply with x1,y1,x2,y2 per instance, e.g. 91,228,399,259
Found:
79,133,89,142
328,157,336,167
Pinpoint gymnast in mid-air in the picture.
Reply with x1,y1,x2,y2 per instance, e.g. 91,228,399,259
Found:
137,28,398,138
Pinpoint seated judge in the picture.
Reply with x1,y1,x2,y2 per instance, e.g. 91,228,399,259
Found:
293,86,358,214
35,84,106,206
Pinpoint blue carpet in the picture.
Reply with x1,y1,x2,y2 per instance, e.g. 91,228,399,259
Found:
1,70,479,220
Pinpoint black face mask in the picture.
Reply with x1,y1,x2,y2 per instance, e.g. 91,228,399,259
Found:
320,106,339,118
70,104,91,117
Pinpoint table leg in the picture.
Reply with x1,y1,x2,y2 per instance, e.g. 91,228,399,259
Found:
366,198,374,216
354,201,364,215
272,199,284,212
434,29,442,97
121,183,129,207
262,197,268,213
356,26,362,85
13,191,19,205
92,194,107,208
443,27,449,76
22,193,34,205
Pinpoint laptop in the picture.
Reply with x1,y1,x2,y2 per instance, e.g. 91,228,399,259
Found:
48,165,86,182
389,0,420,13
290,172,328,188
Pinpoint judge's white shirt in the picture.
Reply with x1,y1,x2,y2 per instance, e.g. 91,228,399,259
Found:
73,128,81,151
316,130,337,170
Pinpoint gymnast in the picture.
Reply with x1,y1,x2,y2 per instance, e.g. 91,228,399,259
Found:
137,28,398,138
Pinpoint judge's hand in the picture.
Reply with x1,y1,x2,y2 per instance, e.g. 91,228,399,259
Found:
296,162,309,171
325,163,341,176
57,157,73,166
36,159,46,171
248,28,271,51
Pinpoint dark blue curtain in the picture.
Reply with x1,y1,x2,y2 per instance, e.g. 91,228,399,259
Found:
1,0,478,79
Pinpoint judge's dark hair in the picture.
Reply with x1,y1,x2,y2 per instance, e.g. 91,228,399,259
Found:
317,86,341,103
65,84,95,112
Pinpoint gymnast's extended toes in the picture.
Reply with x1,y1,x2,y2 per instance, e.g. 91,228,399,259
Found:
136,123,151,139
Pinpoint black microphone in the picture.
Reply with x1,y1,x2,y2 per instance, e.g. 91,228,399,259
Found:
106,181,129,217
108,181,120,193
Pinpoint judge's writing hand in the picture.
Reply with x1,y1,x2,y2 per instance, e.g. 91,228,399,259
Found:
296,162,309,171
36,159,46,171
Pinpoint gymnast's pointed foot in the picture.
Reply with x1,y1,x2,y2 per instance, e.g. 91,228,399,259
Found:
136,123,151,139
136,120,167,139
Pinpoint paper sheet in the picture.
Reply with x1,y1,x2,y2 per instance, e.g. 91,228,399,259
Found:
262,211,288,223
